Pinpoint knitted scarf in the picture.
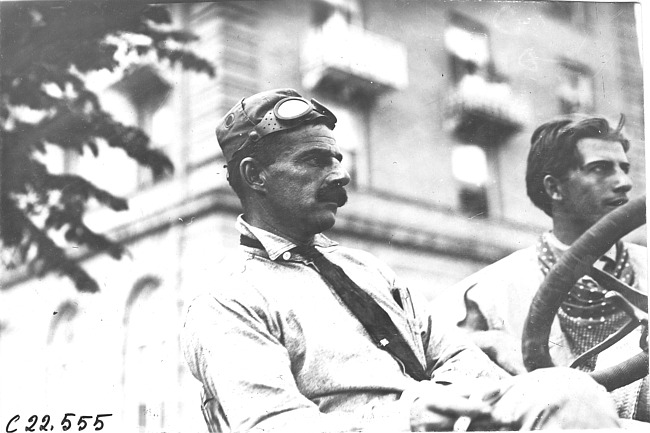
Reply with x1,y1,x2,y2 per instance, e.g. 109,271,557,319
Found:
537,232,636,372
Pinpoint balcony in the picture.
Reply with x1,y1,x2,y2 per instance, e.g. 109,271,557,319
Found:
446,74,528,145
301,19,408,100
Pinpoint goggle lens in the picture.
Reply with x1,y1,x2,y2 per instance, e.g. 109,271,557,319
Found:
274,98,312,120
247,96,336,144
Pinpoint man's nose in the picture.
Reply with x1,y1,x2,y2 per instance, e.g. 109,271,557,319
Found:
332,160,351,187
613,167,633,193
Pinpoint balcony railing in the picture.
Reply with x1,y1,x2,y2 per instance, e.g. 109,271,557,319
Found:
301,19,408,99
446,74,528,144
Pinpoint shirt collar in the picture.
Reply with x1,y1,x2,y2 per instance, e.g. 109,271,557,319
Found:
236,215,337,260
544,231,618,262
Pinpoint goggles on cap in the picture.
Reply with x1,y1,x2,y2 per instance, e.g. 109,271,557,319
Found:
247,97,337,143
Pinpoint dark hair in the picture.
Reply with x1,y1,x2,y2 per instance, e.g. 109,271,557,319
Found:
525,114,630,216
226,119,332,199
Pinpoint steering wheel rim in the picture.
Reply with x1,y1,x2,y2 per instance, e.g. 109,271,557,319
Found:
522,195,648,391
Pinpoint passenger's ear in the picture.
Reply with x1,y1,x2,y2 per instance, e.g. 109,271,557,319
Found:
543,174,563,202
240,157,267,193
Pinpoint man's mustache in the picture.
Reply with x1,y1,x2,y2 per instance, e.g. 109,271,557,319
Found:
316,185,348,207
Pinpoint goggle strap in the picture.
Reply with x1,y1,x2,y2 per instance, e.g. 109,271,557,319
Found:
311,98,338,124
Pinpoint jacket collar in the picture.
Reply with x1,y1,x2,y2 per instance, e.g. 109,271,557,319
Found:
236,215,337,261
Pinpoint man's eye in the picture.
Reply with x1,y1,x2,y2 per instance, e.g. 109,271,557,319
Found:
309,156,329,166
589,164,607,173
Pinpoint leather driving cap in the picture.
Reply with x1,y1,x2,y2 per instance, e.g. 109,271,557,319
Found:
215,88,336,163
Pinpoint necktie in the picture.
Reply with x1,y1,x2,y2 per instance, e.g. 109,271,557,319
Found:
240,235,429,381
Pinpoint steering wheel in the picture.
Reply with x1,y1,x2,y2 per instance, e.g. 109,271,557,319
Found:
522,195,648,392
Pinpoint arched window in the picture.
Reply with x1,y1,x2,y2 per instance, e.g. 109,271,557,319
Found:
45,300,79,410
122,275,177,431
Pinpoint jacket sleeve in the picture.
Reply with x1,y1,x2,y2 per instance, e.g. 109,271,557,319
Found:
371,252,507,385
182,291,419,433
408,284,509,384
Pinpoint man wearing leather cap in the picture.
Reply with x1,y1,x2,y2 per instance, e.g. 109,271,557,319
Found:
182,89,623,432
432,114,648,421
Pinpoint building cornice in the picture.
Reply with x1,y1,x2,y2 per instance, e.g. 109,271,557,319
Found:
1,174,545,290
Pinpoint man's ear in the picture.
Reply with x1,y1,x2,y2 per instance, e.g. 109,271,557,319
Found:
543,174,563,201
240,157,267,193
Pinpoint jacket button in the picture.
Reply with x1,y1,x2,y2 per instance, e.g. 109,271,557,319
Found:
282,252,291,260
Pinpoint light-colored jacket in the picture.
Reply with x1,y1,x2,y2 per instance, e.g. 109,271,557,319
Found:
431,232,647,419
182,216,503,433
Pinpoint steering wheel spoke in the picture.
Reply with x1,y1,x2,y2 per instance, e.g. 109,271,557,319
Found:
569,319,641,369
588,267,648,313
604,291,648,325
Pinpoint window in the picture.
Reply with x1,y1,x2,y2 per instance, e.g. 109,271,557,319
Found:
451,145,489,218
444,13,491,84
111,66,174,189
138,101,175,187
557,59,594,114
45,301,79,411
324,99,365,189
443,12,525,144
67,66,173,197
546,2,591,30
311,0,361,27
445,14,502,218
123,276,176,431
